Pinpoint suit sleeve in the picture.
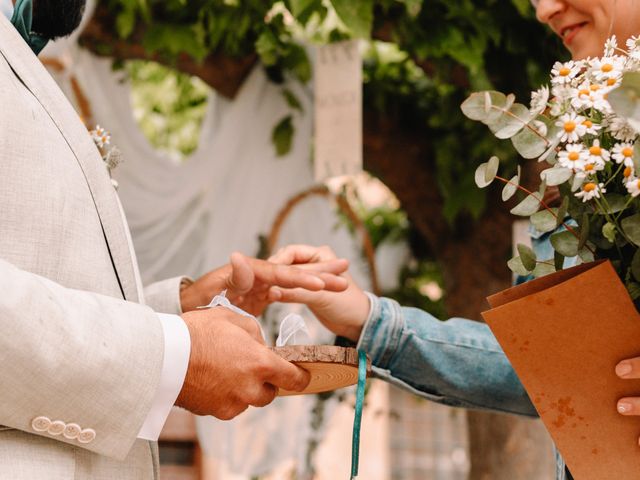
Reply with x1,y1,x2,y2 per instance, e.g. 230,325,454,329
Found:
143,276,192,315
0,257,166,460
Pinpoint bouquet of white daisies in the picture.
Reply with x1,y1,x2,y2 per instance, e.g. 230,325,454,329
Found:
462,36,640,298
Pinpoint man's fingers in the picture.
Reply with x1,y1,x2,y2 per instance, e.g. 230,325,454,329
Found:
227,252,255,295
245,383,278,408
246,259,326,290
296,258,349,275
263,353,311,392
217,310,265,344
616,357,640,379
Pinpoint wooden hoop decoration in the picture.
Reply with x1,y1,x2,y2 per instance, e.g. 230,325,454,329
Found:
265,184,381,295
270,346,371,396
40,57,95,128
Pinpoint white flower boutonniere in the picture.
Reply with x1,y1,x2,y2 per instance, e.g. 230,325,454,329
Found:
89,124,123,188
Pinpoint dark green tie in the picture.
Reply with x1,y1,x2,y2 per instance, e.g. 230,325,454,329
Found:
11,0,48,55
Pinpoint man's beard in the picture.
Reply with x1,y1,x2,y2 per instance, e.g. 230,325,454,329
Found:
32,0,87,39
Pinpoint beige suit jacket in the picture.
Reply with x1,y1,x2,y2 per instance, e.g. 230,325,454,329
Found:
0,14,185,480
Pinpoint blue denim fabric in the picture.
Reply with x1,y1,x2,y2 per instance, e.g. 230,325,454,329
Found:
357,224,578,479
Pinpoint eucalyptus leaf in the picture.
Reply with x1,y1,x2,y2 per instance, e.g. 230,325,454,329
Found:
475,158,499,188
517,243,537,271
540,167,572,187
554,250,564,271
461,91,507,123
511,123,549,159
608,72,640,134
550,230,579,257
578,213,589,249
502,175,519,201
622,213,640,246
530,209,558,233
507,255,531,276
578,246,595,263
510,194,542,216
487,103,531,139
556,197,569,227
596,194,627,214
533,262,555,277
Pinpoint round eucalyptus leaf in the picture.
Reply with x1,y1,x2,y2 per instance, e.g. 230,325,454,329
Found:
608,72,640,134
507,255,531,276
540,167,572,187
488,103,531,139
550,230,579,257
533,262,555,277
578,246,595,263
595,194,627,214
510,193,542,216
475,158,499,188
531,209,558,233
511,119,550,159
517,243,537,271
622,213,640,246
461,91,506,123
502,175,519,201
485,156,500,183
556,197,569,227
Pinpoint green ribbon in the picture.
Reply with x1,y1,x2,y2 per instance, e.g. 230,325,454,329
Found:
11,0,48,55
350,350,367,479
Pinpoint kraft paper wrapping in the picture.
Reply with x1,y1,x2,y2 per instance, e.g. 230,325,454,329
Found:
482,260,640,479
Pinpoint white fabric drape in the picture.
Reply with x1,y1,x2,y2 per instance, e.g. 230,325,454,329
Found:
42,18,371,475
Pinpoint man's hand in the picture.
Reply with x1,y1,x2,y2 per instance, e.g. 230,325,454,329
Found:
175,307,310,419
180,252,349,315
267,245,370,342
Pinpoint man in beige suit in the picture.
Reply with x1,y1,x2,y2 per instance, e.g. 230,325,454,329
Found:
0,1,350,478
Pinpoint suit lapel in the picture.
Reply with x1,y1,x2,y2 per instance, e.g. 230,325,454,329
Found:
0,15,139,302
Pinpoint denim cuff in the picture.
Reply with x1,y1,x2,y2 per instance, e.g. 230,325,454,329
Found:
357,293,404,370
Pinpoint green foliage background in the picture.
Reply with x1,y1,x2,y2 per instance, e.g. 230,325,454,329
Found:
111,0,566,221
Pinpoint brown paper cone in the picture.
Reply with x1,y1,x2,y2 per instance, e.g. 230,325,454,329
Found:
482,260,640,479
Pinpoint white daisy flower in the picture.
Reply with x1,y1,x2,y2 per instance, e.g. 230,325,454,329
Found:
551,61,581,85
608,116,639,142
586,140,610,165
556,112,588,142
590,56,625,81
552,85,575,103
626,35,640,51
623,165,635,182
530,86,550,115
570,82,611,112
604,36,618,56
575,182,605,202
558,144,589,170
90,124,111,149
612,142,636,166
626,178,640,197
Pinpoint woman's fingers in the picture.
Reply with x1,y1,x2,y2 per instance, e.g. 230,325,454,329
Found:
616,357,640,379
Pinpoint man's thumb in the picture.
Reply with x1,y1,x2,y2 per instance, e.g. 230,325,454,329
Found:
228,252,254,294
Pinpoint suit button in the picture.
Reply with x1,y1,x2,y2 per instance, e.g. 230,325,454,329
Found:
31,416,51,432
77,428,96,444
63,423,81,439
47,420,66,436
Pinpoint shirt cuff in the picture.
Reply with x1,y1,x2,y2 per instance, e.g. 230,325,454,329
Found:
137,313,191,440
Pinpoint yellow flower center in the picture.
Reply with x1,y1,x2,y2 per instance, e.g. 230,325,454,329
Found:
637,179,640,189
585,164,594,171
564,121,577,133
590,84,601,91
583,120,593,128
589,145,601,155
578,89,590,97
559,67,571,76
623,147,634,157
584,183,597,192
607,78,617,86
601,64,614,73
625,166,634,177
568,152,580,161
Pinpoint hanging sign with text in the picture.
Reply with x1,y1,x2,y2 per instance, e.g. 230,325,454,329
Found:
314,40,362,182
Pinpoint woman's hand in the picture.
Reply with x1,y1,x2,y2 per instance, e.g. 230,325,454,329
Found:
615,356,640,445
267,245,371,342
180,251,349,315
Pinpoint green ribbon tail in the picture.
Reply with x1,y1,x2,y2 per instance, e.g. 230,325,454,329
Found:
11,0,48,55
350,350,367,479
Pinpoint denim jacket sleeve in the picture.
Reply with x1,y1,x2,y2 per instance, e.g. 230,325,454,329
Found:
357,292,537,417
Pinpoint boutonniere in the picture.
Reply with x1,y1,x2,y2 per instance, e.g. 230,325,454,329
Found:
89,125,123,188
